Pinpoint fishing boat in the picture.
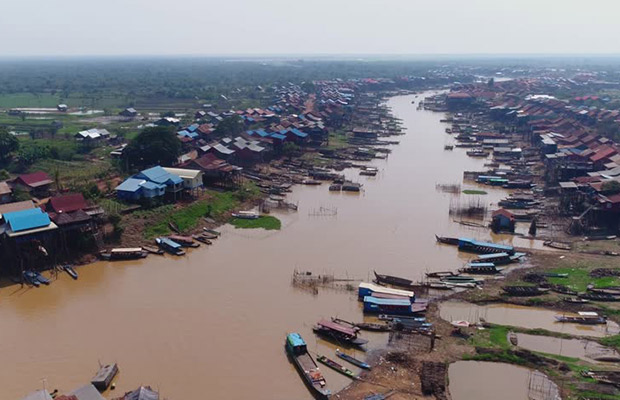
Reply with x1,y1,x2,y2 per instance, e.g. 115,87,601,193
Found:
421,281,454,290
201,229,220,239
168,235,200,248
373,271,415,289
563,297,589,304
502,286,550,296
363,296,426,316
100,248,148,260
232,210,260,219
459,263,503,274
466,149,489,157
302,179,322,185
444,145,454,150
192,234,212,245
440,275,482,283
61,265,78,280
543,241,571,250
470,252,523,266
22,271,40,287
354,322,391,332
313,319,368,346
358,282,415,301
203,228,221,237
425,271,458,278
578,292,620,302
91,363,119,391
329,184,342,191
155,237,186,256
443,281,477,288
336,350,371,370
555,312,607,325
33,271,50,285
542,272,568,278
285,333,331,399
142,245,164,255
316,355,356,379
434,235,459,245
359,167,378,176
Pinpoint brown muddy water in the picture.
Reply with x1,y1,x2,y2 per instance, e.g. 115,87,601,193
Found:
440,301,620,337
514,333,620,363
0,93,546,399
449,361,561,400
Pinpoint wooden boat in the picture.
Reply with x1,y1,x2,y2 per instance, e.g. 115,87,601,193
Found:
169,235,199,248
563,297,589,304
316,355,356,379
329,184,342,191
373,271,415,289
313,319,368,346
581,370,620,387
543,241,571,250
201,229,219,239
502,286,550,296
192,234,212,245
425,270,458,278
359,167,378,176
459,263,503,274
336,350,370,370
168,221,181,234
285,333,331,399
444,145,454,150
555,312,607,325
422,281,454,290
578,292,620,302
232,210,260,219
551,285,578,296
91,363,119,391
435,235,459,245
444,281,476,288
100,248,148,260
588,287,620,296
466,149,489,157
61,265,78,280
440,275,482,283
354,322,391,332
302,179,322,185
142,245,164,255
203,228,221,237
155,237,185,256
33,271,50,285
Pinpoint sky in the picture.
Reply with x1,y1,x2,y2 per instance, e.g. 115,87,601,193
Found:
1,0,620,57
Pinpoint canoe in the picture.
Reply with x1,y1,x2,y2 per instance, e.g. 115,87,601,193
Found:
168,235,200,248
316,355,356,379
192,234,212,245
435,235,459,245
285,333,331,400
203,228,221,237
336,350,371,370
373,271,415,289
62,265,78,280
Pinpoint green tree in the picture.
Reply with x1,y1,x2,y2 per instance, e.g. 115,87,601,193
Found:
123,126,182,170
0,128,19,162
601,180,620,195
214,115,244,136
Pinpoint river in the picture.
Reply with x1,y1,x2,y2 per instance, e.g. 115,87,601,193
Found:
0,92,536,399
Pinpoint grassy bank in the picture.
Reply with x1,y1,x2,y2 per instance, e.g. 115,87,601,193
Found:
546,265,620,292
231,216,281,230
462,189,487,195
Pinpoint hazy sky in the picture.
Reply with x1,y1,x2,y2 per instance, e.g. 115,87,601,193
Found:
2,0,619,56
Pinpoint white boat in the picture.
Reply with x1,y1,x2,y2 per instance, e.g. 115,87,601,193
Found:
232,211,260,220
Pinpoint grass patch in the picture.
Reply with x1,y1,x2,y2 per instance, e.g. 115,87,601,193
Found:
600,335,620,352
327,130,349,150
463,350,527,365
547,266,620,292
462,189,488,195
231,216,281,230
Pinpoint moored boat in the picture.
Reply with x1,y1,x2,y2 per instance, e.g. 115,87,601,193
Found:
459,263,503,275
335,349,371,370
313,319,368,346
22,271,40,287
555,312,607,325
61,265,78,280
285,333,331,399
142,245,164,255
563,297,589,304
373,271,415,289
192,234,212,245
155,237,186,256
316,355,356,379
33,271,50,285
354,322,391,332
434,235,459,245
91,362,119,391
425,271,458,279
168,235,200,248
232,210,260,219
100,248,148,260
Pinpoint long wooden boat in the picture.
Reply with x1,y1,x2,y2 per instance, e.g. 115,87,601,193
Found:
91,363,119,391
440,275,482,283
578,292,620,302
435,235,459,246
100,248,148,260
232,211,260,219
503,286,550,296
563,297,589,304
425,271,458,278
354,322,391,332
543,241,571,250
459,263,503,274
201,229,219,239
313,319,368,346
285,333,331,399
336,350,371,370
155,238,186,256
555,312,607,325
22,271,40,287
34,271,50,285
421,281,454,290
373,271,415,289
203,228,221,237
316,355,356,379
192,234,212,245
142,245,164,255
61,265,78,280
168,235,200,248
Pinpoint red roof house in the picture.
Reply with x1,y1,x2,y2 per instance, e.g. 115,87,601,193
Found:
48,193,87,213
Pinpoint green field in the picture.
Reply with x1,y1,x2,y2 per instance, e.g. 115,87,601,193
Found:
231,216,281,230
462,189,488,195
546,266,620,292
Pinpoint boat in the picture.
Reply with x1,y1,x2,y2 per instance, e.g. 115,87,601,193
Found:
22,271,40,287
578,292,620,302
466,149,489,157
434,235,459,245
31,271,50,285
421,281,454,290
329,184,342,191
563,297,589,304
440,275,483,283
444,145,454,150
203,228,221,237
358,282,415,301
91,363,119,391
316,355,356,379
302,179,322,185
313,319,368,346
335,349,371,370
142,245,164,255
363,296,426,316
470,252,523,266
155,237,186,256
581,370,620,387
457,238,515,255
61,265,78,280
359,167,378,176
425,271,458,278
502,286,550,296
459,263,503,274
373,271,415,289
232,210,260,219
354,322,391,332
443,281,476,288
542,273,568,278
100,248,148,260
543,241,571,250
201,229,219,239
168,221,181,234
168,235,200,248
192,234,212,245
285,333,331,399
588,287,620,296
508,332,518,346
555,312,607,325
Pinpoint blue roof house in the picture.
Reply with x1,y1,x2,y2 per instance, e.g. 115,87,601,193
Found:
134,166,184,197
3,208,57,238
115,178,166,201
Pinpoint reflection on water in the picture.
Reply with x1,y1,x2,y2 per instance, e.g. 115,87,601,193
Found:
439,301,620,338
0,93,553,399
449,361,560,400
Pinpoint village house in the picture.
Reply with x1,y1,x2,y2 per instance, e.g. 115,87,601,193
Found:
57,104,68,112
162,167,204,191
182,153,240,186
12,171,53,197
119,107,138,118
133,166,184,200
75,128,111,144
115,178,166,202
491,209,516,233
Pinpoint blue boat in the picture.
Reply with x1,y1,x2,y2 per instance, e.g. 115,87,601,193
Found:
363,296,426,315
457,238,514,255
155,237,186,256
285,333,331,399
34,271,50,285
336,350,371,370
22,271,39,287
358,282,415,301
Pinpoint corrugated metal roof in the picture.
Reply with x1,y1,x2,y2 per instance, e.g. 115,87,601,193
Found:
137,166,183,185
4,208,51,232
115,178,147,193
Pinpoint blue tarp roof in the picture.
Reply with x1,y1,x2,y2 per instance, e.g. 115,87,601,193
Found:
279,128,308,138
270,133,286,140
287,333,306,347
137,166,183,185
4,208,50,232
177,130,199,139
363,296,411,306
115,178,146,193
187,123,199,132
